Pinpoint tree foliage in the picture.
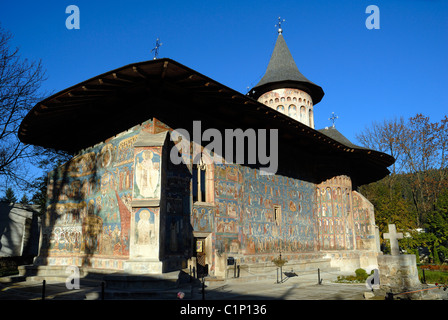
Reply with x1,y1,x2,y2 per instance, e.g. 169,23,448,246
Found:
0,187,17,203
0,25,71,200
0,24,47,189
357,114,448,263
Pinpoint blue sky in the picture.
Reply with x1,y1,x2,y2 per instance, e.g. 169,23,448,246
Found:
1,1,447,178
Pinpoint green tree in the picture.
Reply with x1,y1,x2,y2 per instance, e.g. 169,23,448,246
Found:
19,194,29,205
29,173,48,215
424,191,448,263
1,187,17,203
357,114,448,264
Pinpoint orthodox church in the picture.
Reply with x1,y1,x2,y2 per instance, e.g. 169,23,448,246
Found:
18,26,394,278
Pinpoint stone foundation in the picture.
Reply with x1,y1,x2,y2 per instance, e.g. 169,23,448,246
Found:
378,254,421,292
324,250,380,272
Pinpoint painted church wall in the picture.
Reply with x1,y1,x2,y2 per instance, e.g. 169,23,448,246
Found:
40,119,153,269
316,176,379,253
38,114,380,273
316,176,355,251
163,146,194,261
352,190,377,251
213,163,317,265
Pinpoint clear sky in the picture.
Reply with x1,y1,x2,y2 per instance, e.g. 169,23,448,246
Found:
1,0,447,151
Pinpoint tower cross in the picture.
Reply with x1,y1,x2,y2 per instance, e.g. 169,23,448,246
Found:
329,112,338,128
275,17,286,34
151,38,163,60
383,224,403,255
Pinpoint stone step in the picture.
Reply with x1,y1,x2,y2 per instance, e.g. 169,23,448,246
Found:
0,275,26,284
232,258,336,277
18,265,87,277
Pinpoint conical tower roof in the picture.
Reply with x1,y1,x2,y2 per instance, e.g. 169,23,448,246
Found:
249,33,324,104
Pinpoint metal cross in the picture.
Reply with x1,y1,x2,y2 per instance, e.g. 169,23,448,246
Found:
151,38,163,60
275,17,286,34
329,112,338,128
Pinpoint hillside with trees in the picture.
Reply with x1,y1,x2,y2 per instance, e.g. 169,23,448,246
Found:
357,114,448,264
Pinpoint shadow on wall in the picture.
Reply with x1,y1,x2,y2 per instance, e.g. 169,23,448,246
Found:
35,128,196,274
37,147,104,269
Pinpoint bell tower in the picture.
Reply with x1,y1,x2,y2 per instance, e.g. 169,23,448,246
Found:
249,19,324,129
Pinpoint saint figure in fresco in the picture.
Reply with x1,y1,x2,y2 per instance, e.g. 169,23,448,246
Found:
135,150,160,198
137,209,151,245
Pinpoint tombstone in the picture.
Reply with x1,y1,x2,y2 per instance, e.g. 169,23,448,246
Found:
377,224,421,296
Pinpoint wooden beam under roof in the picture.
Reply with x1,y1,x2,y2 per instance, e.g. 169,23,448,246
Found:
112,72,140,83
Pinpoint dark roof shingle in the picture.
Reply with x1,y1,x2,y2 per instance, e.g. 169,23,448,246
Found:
249,34,324,104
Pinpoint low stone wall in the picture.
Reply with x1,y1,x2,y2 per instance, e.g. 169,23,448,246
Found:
324,250,380,272
0,256,34,275
213,251,335,280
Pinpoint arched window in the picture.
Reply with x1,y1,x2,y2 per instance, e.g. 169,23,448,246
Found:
280,97,285,102
288,105,297,118
309,109,313,127
300,106,306,120
277,105,285,113
275,98,279,103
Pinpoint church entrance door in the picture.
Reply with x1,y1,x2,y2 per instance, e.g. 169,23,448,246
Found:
195,238,208,278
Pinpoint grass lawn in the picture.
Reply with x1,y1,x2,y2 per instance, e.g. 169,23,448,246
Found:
418,269,448,284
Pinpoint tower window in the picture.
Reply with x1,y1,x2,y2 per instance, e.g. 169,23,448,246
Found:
193,163,207,202
274,205,282,226
288,105,297,118
300,106,306,119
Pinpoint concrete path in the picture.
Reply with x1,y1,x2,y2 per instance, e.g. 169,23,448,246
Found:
1,268,446,300
0,271,371,300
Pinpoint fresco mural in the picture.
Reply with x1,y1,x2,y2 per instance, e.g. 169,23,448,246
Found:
352,192,375,249
316,176,355,251
133,148,161,199
42,119,153,267
131,207,159,259
213,163,317,258
40,118,379,273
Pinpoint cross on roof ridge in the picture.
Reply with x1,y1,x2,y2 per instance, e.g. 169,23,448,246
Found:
151,38,163,60
329,112,338,128
275,17,285,34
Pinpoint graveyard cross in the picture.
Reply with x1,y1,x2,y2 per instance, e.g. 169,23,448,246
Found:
383,224,403,255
